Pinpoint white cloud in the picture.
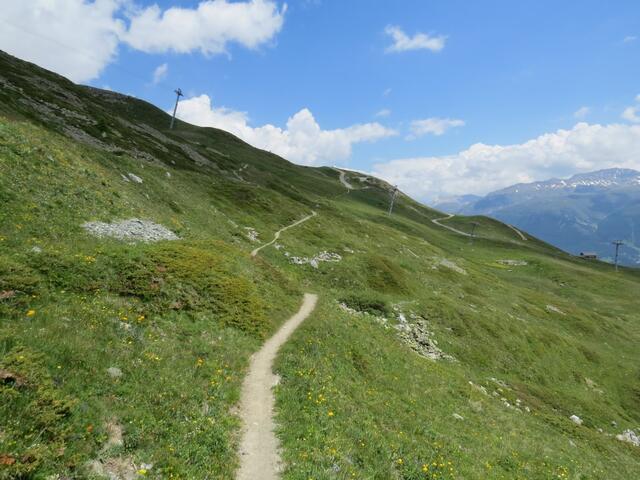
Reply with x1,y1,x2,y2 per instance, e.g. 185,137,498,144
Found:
383,88,392,97
573,106,590,119
372,122,640,202
0,0,285,83
0,0,125,82
622,106,640,123
375,109,391,118
175,94,397,165
624,35,637,43
123,0,286,55
152,63,168,84
621,94,640,123
408,118,464,138
385,25,446,53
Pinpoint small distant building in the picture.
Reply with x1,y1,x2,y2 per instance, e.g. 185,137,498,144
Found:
579,252,598,260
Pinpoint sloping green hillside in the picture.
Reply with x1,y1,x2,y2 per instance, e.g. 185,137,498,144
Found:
1,51,639,479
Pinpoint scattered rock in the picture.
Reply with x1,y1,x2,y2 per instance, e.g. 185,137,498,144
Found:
83,218,179,243
434,257,467,275
290,251,342,269
104,420,124,449
394,311,454,361
497,259,528,266
244,228,260,242
165,171,171,178
452,413,464,421
570,415,583,425
107,367,122,379
468,381,489,396
546,305,566,315
88,457,137,480
30,246,42,254
127,173,143,184
616,430,640,447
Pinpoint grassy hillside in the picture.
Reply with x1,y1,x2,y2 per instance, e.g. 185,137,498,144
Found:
1,51,639,479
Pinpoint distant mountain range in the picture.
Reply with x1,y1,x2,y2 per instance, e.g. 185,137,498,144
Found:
435,168,640,266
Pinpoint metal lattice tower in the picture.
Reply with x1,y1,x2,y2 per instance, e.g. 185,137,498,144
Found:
170,88,184,130
388,186,399,216
612,240,624,272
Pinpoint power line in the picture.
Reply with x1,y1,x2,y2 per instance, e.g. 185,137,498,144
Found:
0,17,178,94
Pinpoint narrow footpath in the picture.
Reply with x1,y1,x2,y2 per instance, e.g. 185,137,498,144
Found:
251,212,317,257
235,294,319,480
431,214,472,237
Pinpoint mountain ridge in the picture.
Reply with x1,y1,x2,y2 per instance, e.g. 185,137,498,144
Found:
1,50,640,479
436,168,640,265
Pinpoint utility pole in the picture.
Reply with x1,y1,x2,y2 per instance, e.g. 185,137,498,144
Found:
469,221,479,244
388,186,398,216
169,88,183,130
612,240,624,272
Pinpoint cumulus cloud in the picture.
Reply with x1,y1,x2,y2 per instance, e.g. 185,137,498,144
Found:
408,118,465,138
573,106,590,119
375,109,391,118
622,107,640,123
152,63,168,84
621,94,640,123
175,94,397,165
623,35,637,43
0,0,125,82
385,25,446,53
122,0,286,54
372,123,640,202
0,0,285,83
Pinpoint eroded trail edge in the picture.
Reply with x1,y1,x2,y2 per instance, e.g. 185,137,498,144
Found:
236,293,319,480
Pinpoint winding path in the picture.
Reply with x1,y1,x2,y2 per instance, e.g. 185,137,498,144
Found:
432,214,528,242
251,211,317,257
507,224,528,241
333,168,354,190
236,293,319,480
431,214,472,237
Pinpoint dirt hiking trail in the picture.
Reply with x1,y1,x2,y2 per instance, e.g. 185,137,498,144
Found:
251,212,317,257
235,293,319,480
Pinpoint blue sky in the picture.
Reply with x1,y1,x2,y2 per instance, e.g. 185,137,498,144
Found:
3,0,640,201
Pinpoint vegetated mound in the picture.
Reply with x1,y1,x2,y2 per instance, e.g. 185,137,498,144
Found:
1,49,640,479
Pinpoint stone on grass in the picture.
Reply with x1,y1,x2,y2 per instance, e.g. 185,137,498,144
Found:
127,173,143,184
616,430,640,447
107,367,122,378
570,415,583,425
83,218,179,243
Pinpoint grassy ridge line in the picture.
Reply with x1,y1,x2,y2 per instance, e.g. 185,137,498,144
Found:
0,117,304,478
0,48,639,479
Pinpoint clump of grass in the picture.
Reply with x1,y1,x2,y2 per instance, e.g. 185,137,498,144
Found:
365,255,409,293
0,346,84,479
339,294,390,317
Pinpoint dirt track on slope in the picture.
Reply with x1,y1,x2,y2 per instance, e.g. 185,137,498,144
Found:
235,293,319,480
251,212,317,257
431,214,473,237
